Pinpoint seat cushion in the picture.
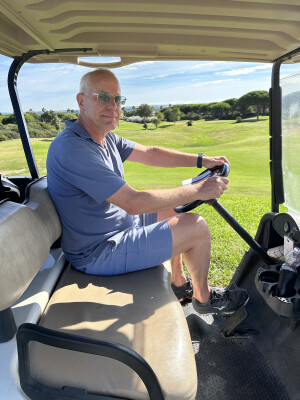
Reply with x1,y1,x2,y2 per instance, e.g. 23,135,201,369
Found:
0,177,61,311
30,263,197,400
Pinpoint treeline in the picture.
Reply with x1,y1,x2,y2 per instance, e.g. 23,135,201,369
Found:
123,90,269,126
0,90,269,140
0,109,78,141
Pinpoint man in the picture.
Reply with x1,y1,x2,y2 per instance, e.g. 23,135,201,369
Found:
47,68,248,315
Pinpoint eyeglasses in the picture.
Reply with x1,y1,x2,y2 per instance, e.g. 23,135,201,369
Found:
89,91,127,105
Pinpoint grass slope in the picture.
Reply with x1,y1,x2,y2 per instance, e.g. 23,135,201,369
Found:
0,118,274,286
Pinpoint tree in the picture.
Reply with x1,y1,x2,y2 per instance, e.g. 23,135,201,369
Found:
164,107,181,123
237,90,269,120
41,108,60,130
155,110,164,120
185,111,200,121
26,109,40,120
152,118,161,129
57,112,77,121
207,102,231,119
122,107,127,117
223,98,238,107
136,104,154,121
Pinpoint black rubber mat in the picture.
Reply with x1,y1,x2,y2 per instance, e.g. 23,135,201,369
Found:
182,302,290,400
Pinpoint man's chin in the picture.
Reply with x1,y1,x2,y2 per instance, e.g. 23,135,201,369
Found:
107,121,118,131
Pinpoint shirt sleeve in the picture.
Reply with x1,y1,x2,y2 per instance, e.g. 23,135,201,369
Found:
112,132,136,162
47,136,126,204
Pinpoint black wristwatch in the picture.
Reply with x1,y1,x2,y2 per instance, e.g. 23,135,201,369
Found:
197,153,205,168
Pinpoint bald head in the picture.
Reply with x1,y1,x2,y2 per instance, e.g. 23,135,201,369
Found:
76,68,122,139
79,68,119,94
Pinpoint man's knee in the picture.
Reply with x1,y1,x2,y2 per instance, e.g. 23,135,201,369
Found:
187,213,210,240
169,213,210,256
169,213,210,244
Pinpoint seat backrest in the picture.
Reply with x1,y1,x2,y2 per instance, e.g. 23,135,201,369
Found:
0,177,62,311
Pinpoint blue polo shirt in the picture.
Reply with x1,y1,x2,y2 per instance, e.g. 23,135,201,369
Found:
46,120,136,268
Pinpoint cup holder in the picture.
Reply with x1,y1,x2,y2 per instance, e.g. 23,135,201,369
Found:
275,265,281,272
259,270,279,284
255,264,300,319
269,285,297,298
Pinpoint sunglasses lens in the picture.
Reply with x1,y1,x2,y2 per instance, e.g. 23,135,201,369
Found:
114,96,121,105
97,92,111,102
95,92,126,105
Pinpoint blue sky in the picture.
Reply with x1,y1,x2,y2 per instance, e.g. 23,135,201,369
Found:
1,54,300,113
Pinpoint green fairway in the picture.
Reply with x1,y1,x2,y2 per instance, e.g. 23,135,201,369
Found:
0,118,275,286
116,118,271,197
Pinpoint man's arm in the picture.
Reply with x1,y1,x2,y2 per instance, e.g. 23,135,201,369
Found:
106,176,229,215
128,143,229,168
127,143,197,167
127,143,229,169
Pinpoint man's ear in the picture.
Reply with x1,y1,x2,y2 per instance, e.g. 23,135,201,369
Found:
77,93,84,110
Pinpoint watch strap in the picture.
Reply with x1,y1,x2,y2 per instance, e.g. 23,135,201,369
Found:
197,153,205,168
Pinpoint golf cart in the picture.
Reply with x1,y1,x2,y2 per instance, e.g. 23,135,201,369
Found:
0,1,300,399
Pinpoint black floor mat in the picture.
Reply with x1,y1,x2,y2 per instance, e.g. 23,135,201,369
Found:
182,302,290,400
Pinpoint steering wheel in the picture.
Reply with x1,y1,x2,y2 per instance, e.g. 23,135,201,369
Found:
174,163,230,213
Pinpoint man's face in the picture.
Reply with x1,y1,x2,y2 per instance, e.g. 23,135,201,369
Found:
78,73,122,135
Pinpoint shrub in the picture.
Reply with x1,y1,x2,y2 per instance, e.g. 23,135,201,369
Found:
2,114,16,125
2,131,19,140
143,123,148,130
0,134,7,141
27,122,59,138
186,120,193,126
125,116,153,123
24,113,35,123
236,116,242,123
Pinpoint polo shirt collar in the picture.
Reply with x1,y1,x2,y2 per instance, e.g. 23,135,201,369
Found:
65,119,107,146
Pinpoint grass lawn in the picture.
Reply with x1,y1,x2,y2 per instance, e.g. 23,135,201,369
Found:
0,117,276,286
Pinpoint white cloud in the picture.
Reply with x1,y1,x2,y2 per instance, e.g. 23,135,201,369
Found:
123,65,138,70
178,78,240,89
37,65,87,74
136,61,155,66
189,61,226,70
216,64,272,76
144,74,169,80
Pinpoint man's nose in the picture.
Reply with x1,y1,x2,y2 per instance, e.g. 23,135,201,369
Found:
107,96,118,107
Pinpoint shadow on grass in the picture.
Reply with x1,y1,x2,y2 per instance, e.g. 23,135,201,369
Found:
159,124,174,129
41,139,53,142
232,118,268,124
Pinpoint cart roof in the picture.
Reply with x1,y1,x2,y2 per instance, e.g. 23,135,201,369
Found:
1,0,300,67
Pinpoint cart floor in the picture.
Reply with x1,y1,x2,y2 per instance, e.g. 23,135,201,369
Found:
182,302,290,400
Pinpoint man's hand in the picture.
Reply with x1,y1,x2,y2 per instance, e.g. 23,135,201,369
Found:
196,176,229,200
202,155,230,169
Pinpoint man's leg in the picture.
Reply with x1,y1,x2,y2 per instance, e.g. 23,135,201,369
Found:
165,212,249,313
157,210,188,287
166,212,211,303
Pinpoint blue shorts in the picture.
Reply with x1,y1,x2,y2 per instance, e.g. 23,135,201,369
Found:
79,213,173,276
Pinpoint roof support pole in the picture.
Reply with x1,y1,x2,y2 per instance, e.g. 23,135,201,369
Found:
7,48,92,180
269,45,300,212
269,59,283,213
7,52,43,179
